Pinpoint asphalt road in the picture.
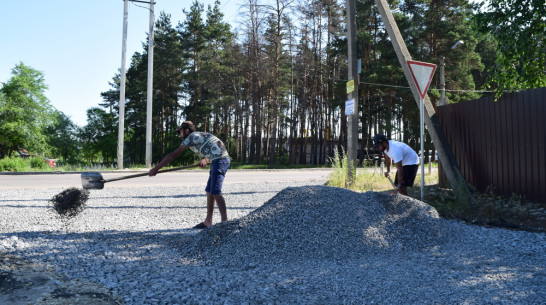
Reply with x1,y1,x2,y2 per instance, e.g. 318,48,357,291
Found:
0,168,332,190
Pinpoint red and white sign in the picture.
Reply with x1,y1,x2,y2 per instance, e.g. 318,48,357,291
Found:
407,60,437,99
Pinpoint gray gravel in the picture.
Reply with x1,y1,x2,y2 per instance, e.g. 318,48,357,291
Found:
1,181,545,304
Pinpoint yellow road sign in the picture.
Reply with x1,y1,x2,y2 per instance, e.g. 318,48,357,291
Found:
346,79,355,93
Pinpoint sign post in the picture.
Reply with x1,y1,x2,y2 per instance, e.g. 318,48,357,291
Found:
407,60,436,201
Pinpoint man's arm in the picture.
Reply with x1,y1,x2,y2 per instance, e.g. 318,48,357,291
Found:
394,160,404,187
149,145,187,176
384,154,392,177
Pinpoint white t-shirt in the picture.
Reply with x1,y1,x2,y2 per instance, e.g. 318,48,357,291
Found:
384,140,419,166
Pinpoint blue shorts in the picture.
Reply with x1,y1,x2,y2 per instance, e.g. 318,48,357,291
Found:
205,157,230,195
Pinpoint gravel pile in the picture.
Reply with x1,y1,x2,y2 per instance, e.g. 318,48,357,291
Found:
1,182,545,304
183,186,455,266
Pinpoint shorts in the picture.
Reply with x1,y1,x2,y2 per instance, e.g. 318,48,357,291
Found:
205,157,230,195
394,164,419,187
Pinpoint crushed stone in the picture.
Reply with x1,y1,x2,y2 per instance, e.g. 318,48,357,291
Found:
1,182,544,304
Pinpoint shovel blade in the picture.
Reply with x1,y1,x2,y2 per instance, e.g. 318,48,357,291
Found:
81,172,105,190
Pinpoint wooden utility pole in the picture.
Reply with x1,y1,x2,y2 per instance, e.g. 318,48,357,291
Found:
346,0,358,184
439,57,446,106
374,0,473,205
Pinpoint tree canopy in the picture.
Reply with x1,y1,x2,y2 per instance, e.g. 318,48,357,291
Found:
475,0,546,96
0,62,56,158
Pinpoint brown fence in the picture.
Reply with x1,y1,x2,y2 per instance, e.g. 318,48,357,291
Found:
437,87,546,203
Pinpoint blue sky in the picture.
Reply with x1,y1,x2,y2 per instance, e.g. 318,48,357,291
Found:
1,0,241,127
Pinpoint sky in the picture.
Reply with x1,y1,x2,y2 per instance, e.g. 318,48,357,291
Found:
1,0,242,127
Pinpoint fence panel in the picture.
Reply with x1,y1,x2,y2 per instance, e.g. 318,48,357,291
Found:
437,87,546,202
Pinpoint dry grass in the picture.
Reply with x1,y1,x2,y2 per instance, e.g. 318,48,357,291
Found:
330,164,545,233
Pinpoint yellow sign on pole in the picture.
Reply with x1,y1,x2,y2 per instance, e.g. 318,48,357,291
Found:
346,79,355,93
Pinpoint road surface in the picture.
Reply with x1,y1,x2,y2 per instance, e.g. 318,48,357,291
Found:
0,168,332,190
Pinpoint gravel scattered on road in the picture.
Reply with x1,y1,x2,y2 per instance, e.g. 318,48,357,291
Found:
1,181,545,304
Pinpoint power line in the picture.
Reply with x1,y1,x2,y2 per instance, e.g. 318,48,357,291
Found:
359,81,498,93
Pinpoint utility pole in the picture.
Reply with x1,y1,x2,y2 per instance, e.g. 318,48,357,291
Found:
439,57,446,106
145,1,155,168
117,0,129,170
118,0,155,169
374,0,473,206
439,41,463,107
345,0,358,185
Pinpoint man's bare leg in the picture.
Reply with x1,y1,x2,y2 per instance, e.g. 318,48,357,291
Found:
213,193,228,222
204,192,215,227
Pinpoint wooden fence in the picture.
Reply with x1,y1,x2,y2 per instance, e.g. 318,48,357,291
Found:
437,87,546,202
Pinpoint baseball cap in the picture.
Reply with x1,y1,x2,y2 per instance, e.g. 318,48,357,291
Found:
372,134,387,150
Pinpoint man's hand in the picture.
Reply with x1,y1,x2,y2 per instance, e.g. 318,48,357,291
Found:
149,167,159,177
384,171,390,178
199,158,209,168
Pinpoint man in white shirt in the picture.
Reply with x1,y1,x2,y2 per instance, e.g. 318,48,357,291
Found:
372,134,419,195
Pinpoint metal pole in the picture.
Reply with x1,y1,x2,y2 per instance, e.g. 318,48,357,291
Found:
420,97,424,201
117,0,129,170
346,0,358,185
145,1,155,168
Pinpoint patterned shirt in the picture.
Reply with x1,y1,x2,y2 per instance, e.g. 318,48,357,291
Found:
181,132,229,161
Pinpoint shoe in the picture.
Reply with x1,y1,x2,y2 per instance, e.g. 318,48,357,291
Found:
193,222,208,229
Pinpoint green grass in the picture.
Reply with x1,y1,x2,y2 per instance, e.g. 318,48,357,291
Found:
0,157,53,172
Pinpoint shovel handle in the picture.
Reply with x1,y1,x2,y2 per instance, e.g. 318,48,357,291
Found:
386,176,396,188
103,163,201,183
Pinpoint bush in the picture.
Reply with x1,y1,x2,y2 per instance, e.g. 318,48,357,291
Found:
29,157,50,170
0,157,30,172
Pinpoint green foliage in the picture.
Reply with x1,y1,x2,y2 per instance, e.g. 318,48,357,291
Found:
0,156,55,172
29,157,50,170
79,107,117,164
475,0,546,96
0,157,30,172
45,111,80,163
0,62,56,159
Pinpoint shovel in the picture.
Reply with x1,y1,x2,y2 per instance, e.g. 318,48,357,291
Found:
386,175,398,194
81,164,200,190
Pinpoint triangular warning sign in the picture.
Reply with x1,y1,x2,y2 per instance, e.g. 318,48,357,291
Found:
407,60,437,99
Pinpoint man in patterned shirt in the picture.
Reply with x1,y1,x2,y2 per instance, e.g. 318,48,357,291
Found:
149,121,230,229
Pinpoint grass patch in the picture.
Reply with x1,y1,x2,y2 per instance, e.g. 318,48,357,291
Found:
0,157,54,172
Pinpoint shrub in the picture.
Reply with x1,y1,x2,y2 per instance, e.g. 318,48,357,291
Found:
0,157,30,172
29,157,50,170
